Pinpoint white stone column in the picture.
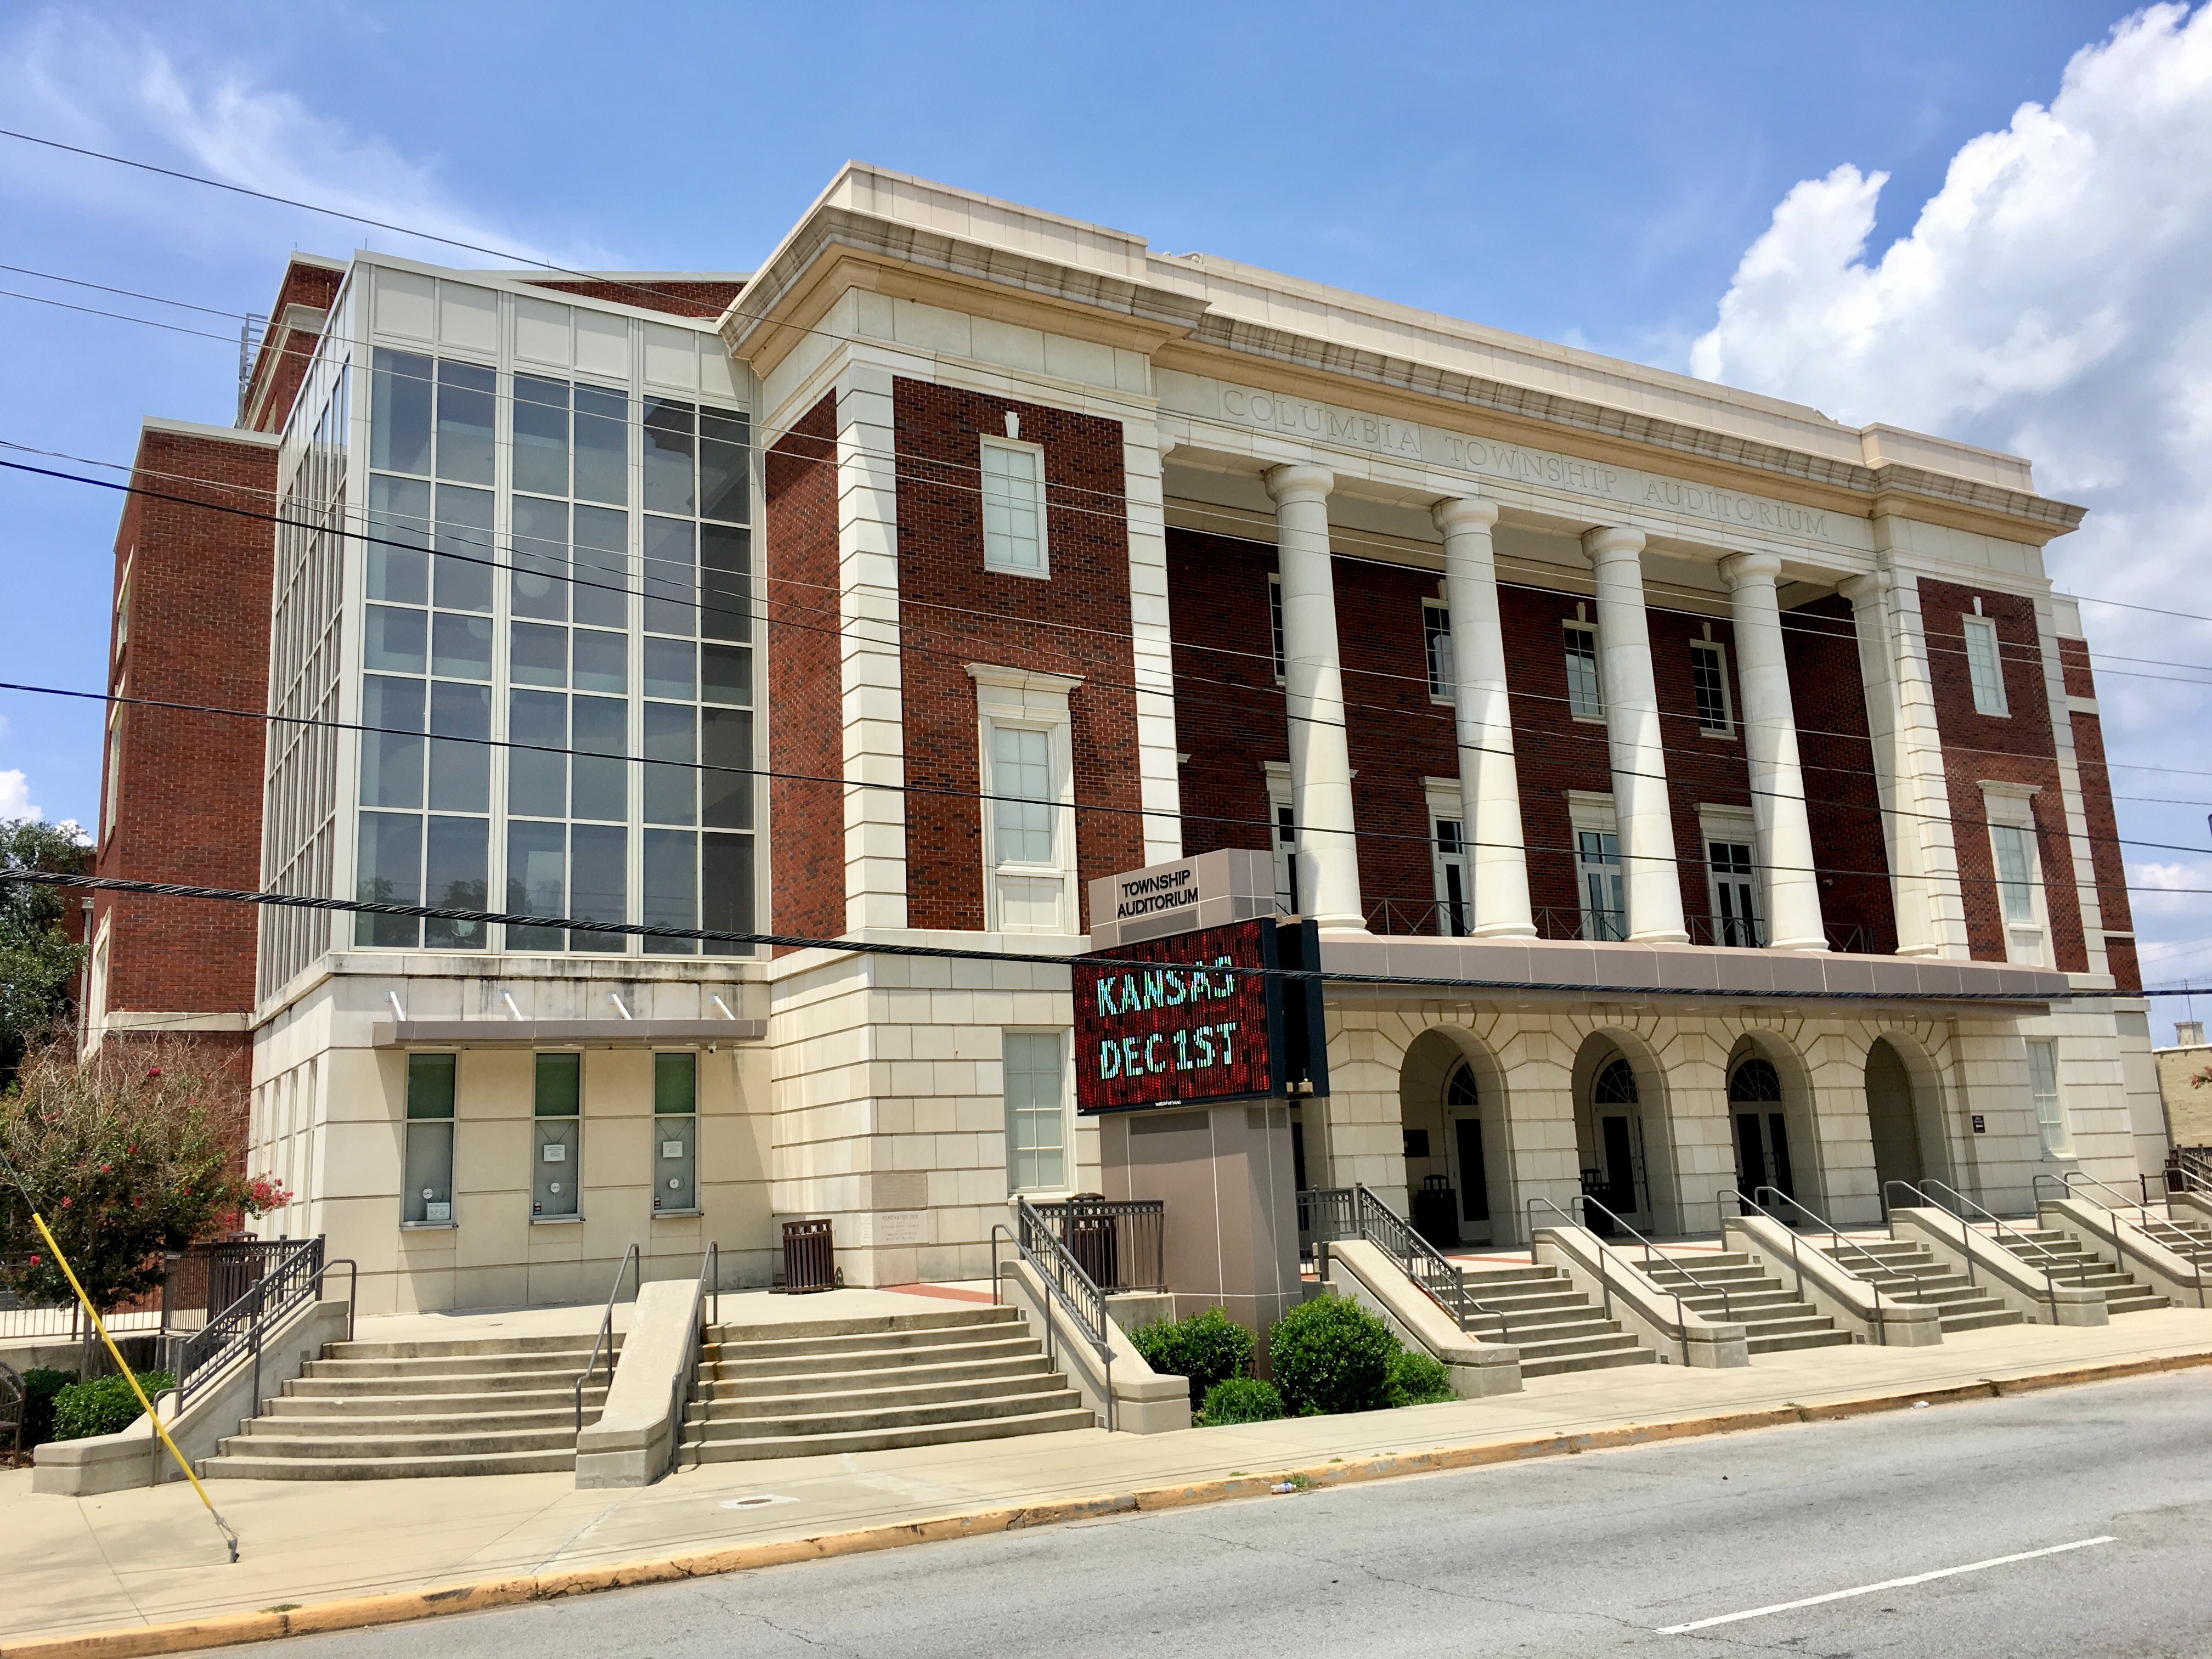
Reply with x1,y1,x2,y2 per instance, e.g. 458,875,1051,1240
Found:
836,362,907,933
1265,464,1364,930
1126,427,1183,865
1583,527,1687,943
1433,496,1533,936
1719,551,1826,951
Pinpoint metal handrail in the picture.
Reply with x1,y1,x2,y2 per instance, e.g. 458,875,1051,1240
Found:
665,1241,716,1477
1522,1195,1702,1364
573,1242,639,1438
991,1197,1114,1431
1567,1191,1736,1327
1720,1186,1901,1345
2044,1171,2209,1308
173,1235,336,1409
1350,1184,1511,1345
1887,1178,2064,1321
2172,1147,2212,1194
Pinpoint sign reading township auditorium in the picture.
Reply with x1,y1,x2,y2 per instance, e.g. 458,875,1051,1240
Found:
1073,921,1278,1115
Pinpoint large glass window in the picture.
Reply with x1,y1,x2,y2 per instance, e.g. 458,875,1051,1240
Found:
1424,601,1454,702
1577,830,1626,941
654,1052,698,1212
991,726,1057,867
1990,823,2036,922
1003,1032,1066,1193
1690,642,1733,735
1564,624,1604,720
359,344,757,958
2027,1039,2072,1157
403,1052,455,1226
1962,616,2009,716
1268,574,1286,684
980,439,1045,575
532,1053,580,1220
1708,840,1759,946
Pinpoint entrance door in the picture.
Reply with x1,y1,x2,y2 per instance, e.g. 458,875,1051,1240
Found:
1600,1114,1643,1221
1734,1111,1794,1205
1865,1038,1926,1197
1455,1115,1491,1242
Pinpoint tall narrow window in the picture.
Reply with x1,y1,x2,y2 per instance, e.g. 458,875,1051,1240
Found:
981,439,1046,575
532,1053,580,1220
403,1053,456,1226
1708,840,1759,946
1424,601,1454,702
1433,815,1468,936
1962,616,2009,716
1577,830,1626,941
1990,823,2036,922
654,1052,698,1211
1003,1032,1067,1193
1690,642,1733,735
2027,1039,2072,1156
1268,574,1286,684
991,726,1057,867
1564,624,1604,720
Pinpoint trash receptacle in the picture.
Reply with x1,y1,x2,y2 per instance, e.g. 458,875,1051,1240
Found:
1066,1197,1119,1290
781,1218,836,1293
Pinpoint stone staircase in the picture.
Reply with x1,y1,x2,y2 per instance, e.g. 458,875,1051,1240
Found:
1643,1251,1854,1356
680,1305,1094,1464
204,1331,613,1480
1456,1263,1655,1379
1991,1225,2170,1314
1844,1238,2022,1333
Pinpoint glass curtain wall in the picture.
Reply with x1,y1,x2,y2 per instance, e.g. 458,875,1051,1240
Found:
356,341,755,956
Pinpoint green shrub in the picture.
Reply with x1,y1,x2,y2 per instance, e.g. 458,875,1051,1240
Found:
20,1368,74,1448
1197,1376,1284,1426
1268,1295,1398,1417
1386,1350,1456,1407
50,1370,173,1442
1129,1306,1255,1408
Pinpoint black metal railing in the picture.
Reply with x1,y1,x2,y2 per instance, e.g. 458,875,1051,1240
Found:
574,1243,640,1437
173,1236,354,1414
1297,1186,1355,1262
1885,1178,2066,1321
1299,1185,1509,1344
1028,1198,1165,1293
2166,1147,2212,1194
1527,1192,1736,1361
994,1197,1114,1430
1720,1185,1904,1343
1362,898,1471,938
1523,1195,1695,1364
2039,1171,2209,1308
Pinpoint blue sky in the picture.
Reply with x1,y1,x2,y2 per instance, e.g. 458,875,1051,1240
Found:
3,1,2208,996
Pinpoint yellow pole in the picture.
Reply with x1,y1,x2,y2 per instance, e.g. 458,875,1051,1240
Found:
29,1211,240,1562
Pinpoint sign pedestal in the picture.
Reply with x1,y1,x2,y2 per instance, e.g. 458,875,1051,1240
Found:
1098,1099,1302,1361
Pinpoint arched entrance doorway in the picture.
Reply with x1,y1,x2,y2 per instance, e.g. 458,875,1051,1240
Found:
1866,1036,1927,1196
1397,1029,1506,1247
1578,1052,1650,1233
1729,1054,1795,1204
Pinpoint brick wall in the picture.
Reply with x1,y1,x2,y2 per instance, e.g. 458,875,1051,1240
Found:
894,381,1141,933
1496,583,1622,925
1644,605,1754,933
2061,641,2140,992
1336,558,1456,924
241,259,345,436
1785,594,1897,955
1921,578,2085,970
93,428,277,1016
1167,527,1284,862
764,392,843,950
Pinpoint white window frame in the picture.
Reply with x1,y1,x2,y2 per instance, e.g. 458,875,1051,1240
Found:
1423,600,1455,704
2025,1038,2073,1158
1567,790,1626,941
968,663,1081,934
1268,574,1286,685
103,709,123,840
1002,1029,1072,1196
1690,639,1735,737
1698,804,1759,948
980,436,1048,578
1979,781,2048,967
1962,615,2010,716
1425,778,1470,936
1263,760,1297,913
1563,621,1605,722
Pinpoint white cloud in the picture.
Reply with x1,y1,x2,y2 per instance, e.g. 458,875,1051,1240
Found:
0,9,616,269
1691,4,2212,980
0,769,41,822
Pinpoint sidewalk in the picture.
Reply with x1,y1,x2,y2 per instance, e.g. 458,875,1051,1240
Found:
4,1296,2210,1656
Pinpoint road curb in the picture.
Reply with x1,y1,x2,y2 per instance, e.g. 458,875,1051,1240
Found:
8,1347,2209,1659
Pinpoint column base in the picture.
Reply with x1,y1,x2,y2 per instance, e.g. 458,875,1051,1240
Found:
1629,929,1691,945
1472,923,1538,939
1772,935,1832,953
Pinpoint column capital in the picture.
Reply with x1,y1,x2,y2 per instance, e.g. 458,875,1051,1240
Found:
1432,495,1500,535
1835,571,1887,603
1264,462,1336,507
1718,549,1784,588
1581,524,1646,563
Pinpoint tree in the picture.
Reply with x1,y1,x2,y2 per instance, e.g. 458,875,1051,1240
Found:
0,1036,285,1313
0,817,91,1088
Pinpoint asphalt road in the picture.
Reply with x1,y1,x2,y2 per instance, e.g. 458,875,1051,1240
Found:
241,1370,2212,1659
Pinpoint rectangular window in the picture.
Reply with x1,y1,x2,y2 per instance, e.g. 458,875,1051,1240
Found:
1690,642,1733,735
981,439,1046,575
1708,840,1760,947
1424,601,1455,702
532,1053,580,1220
1990,823,2036,922
1268,574,1286,684
2027,1039,2072,1157
1577,829,1626,941
403,1053,456,1226
1003,1032,1066,1193
991,725,1056,867
1564,624,1604,720
1269,771,1298,915
1963,616,2009,716
1432,812,1468,936
653,1052,698,1212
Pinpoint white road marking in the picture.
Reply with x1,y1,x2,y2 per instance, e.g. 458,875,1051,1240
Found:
1655,1536,2118,1634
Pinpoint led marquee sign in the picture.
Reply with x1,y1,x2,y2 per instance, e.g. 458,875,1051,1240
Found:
1074,918,1328,1115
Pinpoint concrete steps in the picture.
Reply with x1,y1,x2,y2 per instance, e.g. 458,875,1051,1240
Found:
202,1331,617,1481
1457,1265,1656,1379
1991,1227,2170,1314
681,1305,1094,1464
1643,1254,1854,1356
1847,1239,2023,1333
